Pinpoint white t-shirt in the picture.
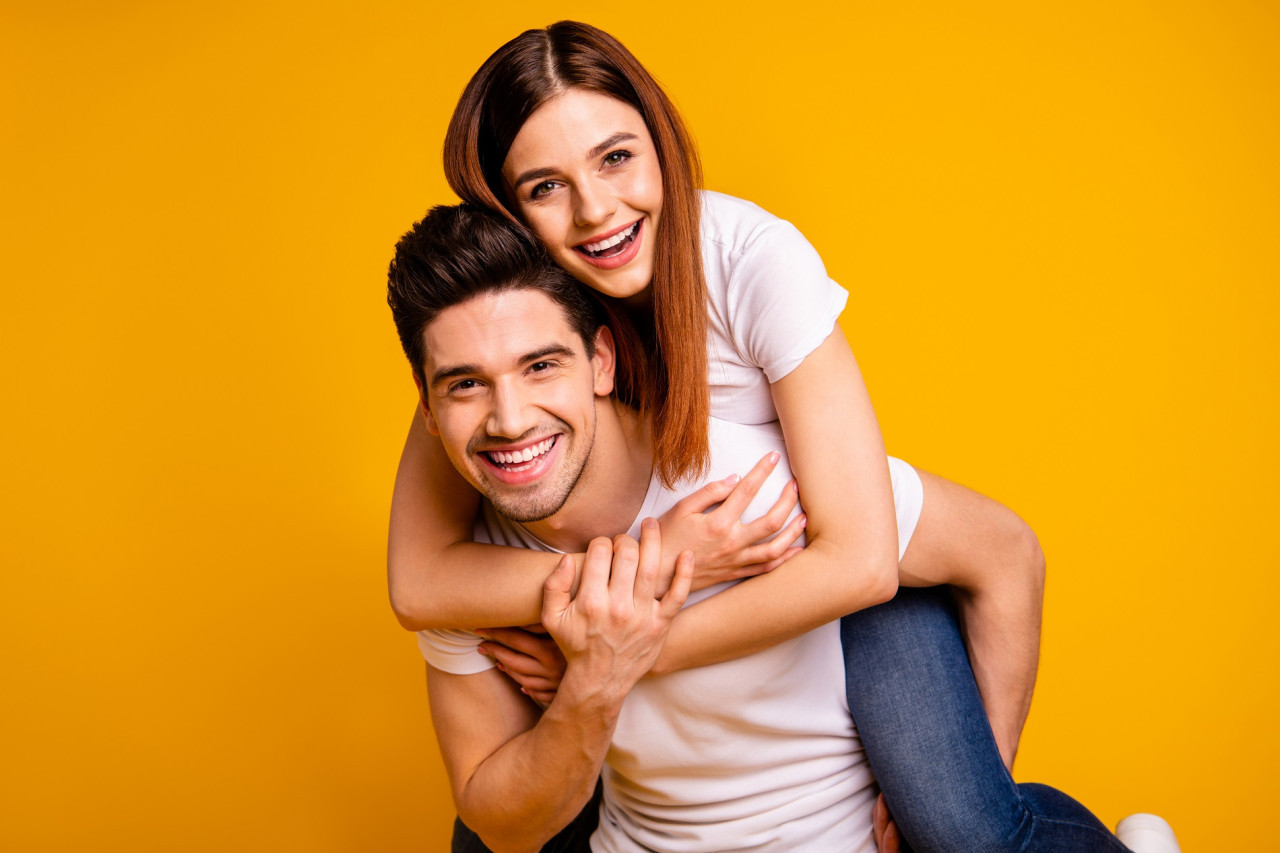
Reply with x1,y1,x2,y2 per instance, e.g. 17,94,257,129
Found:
420,420,923,852
700,190,850,425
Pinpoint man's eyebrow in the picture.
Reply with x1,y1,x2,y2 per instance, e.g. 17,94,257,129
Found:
522,344,578,364
429,363,481,389
428,344,578,390
510,132,640,191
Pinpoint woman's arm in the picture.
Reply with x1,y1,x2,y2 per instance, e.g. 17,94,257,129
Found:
388,405,799,631
651,326,902,674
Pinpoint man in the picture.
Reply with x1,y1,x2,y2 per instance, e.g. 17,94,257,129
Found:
385,205,1161,853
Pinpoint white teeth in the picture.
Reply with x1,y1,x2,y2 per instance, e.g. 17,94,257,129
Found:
489,437,555,466
583,222,637,253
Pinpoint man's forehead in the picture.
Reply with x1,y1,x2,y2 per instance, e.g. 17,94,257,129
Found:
423,288,580,371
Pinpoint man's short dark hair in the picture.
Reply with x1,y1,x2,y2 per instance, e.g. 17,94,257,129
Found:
387,204,610,390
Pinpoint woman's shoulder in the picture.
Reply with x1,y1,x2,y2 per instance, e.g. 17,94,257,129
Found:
700,189,789,246
699,189,822,271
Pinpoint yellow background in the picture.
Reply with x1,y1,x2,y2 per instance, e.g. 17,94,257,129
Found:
3,1,1276,850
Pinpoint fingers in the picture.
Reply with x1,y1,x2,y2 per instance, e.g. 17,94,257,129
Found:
667,473,740,515
739,477,800,543
882,820,901,853
608,533,640,599
541,553,576,623
577,536,614,602
872,792,902,853
873,792,888,851
658,550,694,618
711,451,779,520
737,506,806,569
632,518,662,604
755,545,803,575
479,626,559,659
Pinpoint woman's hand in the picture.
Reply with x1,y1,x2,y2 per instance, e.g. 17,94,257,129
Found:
477,624,567,708
655,452,806,593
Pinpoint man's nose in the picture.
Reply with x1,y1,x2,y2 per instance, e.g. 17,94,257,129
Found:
486,381,537,440
573,177,617,229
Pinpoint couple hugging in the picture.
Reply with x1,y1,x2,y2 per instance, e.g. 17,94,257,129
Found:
384,20,1180,853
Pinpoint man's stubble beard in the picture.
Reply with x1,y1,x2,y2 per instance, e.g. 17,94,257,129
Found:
483,410,598,525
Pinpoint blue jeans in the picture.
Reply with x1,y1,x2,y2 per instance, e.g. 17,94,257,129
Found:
841,585,1131,852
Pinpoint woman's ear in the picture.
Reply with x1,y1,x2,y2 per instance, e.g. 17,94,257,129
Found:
591,325,617,397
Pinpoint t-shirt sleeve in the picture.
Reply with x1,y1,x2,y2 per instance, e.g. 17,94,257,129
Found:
417,628,494,675
726,218,849,383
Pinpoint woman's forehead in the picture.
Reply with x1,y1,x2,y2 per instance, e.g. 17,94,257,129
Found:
503,89,650,175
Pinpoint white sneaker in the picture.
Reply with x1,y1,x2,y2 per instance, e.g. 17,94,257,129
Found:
1115,813,1182,853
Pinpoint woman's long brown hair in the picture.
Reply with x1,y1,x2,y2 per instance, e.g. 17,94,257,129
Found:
443,21,709,487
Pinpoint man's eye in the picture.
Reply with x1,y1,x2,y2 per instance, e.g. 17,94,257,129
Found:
449,379,480,393
529,361,553,373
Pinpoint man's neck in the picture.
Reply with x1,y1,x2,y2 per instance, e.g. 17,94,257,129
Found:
521,400,652,553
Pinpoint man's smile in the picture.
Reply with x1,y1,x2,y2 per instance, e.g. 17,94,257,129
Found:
475,433,565,487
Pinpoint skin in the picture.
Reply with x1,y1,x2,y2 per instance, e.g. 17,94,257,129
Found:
389,88,1045,774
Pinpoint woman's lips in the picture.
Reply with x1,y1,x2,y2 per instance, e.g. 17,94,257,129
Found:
573,219,643,269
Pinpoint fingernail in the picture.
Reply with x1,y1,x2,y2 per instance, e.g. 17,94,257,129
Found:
724,473,739,485
495,662,506,673
800,514,808,528
769,451,780,465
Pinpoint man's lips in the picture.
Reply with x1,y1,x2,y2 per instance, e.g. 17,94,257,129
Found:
478,435,561,485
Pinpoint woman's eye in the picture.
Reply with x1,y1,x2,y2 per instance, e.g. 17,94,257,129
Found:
530,181,558,199
603,149,632,167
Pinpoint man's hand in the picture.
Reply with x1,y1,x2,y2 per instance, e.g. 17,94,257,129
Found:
542,519,693,704
873,792,903,853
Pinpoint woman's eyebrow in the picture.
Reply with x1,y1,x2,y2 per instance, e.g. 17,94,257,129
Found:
510,132,640,191
587,131,638,160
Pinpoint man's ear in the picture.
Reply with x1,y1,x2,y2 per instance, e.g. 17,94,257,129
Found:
591,325,617,397
411,369,440,436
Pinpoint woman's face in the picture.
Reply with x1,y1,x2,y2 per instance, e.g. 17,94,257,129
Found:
502,89,664,302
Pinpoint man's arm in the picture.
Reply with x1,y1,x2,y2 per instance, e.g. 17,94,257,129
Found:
427,527,693,853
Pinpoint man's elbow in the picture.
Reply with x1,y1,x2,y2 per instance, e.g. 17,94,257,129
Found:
457,809,550,853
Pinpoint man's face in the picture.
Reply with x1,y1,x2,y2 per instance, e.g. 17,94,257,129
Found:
420,288,613,523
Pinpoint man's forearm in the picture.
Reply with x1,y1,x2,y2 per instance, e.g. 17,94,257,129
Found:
954,577,1043,769
431,666,621,853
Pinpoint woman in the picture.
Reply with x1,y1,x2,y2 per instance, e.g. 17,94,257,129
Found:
392,20,1173,853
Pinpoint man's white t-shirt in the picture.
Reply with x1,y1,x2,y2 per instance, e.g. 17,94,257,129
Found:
420,419,923,852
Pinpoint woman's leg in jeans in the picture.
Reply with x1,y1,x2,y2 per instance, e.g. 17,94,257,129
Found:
841,587,1129,852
